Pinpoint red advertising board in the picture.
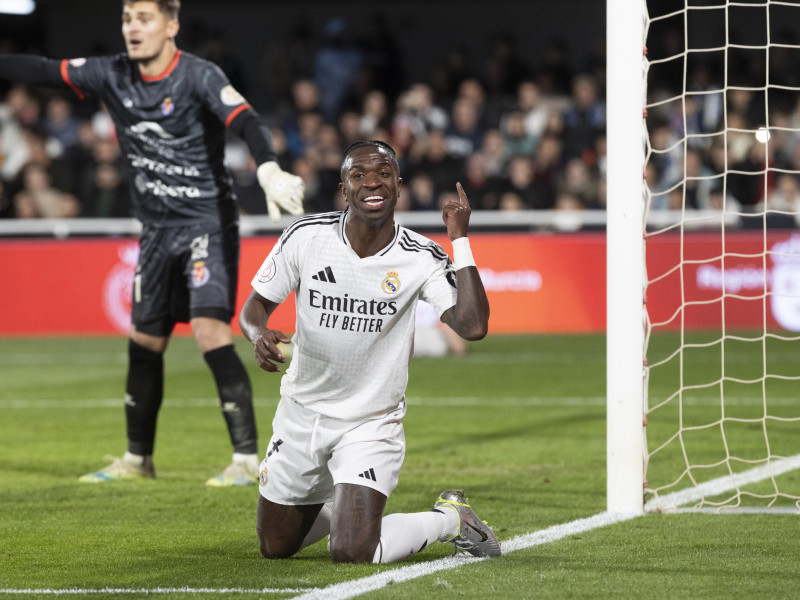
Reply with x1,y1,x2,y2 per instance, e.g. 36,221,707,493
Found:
1,230,797,337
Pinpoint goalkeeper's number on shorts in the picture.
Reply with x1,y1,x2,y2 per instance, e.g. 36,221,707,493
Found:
257,161,306,222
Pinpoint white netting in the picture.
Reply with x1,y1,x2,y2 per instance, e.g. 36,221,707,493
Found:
642,0,800,511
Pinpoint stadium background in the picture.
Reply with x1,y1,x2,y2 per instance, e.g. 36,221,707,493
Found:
2,1,797,336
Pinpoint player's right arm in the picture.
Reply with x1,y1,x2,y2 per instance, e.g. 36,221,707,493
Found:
0,54,66,86
0,54,103,99
239,290,291,373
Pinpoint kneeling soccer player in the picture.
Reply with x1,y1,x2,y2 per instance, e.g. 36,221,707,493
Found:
239,140,501,562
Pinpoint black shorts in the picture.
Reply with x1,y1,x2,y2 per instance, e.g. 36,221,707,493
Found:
131,220,240,336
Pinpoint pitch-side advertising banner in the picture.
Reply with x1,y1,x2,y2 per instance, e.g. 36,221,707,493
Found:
1,231,798,336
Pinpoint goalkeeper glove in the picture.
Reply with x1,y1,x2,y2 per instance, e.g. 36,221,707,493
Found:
256,161,305,222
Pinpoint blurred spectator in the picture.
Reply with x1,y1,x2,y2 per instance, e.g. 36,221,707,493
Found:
359,89,389,137
561,73,605,164
42,95,80,157
461,152,501,210
444,96,483,159
529,134,562,209
479,128,507,177
516,80,550,142
282,79,321,158
500,109,537,157
407,171,438,211
0,85,32,183
81,162,130,218
313,17,364,123
13,162,80,218
398,82,448,141
498,190,525,211
502,155,541,208
409,129,464,196
559,158,600,209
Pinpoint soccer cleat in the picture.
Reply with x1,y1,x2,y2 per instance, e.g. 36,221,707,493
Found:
78,455,155,483
434,489,501,557
205,458,258,487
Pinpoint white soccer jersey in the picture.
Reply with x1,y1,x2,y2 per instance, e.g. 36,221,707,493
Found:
251,210,459,421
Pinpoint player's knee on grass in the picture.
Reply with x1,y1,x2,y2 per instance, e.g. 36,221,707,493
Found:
329,533,380,564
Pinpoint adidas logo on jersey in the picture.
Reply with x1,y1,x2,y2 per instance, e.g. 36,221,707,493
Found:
357,467,377,482
312,266,337,283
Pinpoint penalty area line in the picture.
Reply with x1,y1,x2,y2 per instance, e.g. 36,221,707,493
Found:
288,511,639,600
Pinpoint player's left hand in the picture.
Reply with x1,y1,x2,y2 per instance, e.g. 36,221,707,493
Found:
441,182,472,241
257,161,305,222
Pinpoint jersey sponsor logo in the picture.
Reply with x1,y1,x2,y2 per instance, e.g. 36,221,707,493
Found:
308,289,397,316
69,57,87,68
160,97,174,116
381,271,401,294
127,154,200,177
134,174,201,198
257,257,277,283
129,121,176,140
192,261,210,287
220,84,245,106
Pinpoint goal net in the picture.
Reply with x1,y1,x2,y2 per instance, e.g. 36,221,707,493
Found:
640,0,800,512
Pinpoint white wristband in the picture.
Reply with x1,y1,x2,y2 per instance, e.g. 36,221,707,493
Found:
452,237,476,270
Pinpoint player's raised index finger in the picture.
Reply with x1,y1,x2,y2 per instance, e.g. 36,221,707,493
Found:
455,182,470,206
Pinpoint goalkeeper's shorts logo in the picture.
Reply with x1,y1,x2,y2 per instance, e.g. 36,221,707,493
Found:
192,261,210,287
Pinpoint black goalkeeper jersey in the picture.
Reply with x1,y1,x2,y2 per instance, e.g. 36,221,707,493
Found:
62,50,248,226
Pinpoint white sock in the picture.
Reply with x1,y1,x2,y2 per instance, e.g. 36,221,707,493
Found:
232,452,259,467
301,502,332,550
122,452,151,466
372,509,460,564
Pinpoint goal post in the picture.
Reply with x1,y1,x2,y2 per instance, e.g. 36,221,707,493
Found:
606,0,647,515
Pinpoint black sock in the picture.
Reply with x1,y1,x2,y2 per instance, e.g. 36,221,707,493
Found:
204,344,258,454
125,339,164,456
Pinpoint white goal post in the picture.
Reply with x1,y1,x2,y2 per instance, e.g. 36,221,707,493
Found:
606,0,647,515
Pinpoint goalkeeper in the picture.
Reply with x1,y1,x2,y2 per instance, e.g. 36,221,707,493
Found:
0,0,304,486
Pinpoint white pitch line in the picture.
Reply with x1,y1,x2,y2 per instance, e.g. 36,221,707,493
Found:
0,587,315,596
288,511,639,600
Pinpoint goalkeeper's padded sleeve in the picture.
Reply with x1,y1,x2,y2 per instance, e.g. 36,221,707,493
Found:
227,107,278,166
0,54,65,86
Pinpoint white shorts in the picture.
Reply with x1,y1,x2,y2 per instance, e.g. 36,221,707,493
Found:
259,397,407,505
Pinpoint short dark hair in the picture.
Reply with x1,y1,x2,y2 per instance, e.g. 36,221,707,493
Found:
343,140,396,159
122,0,180,20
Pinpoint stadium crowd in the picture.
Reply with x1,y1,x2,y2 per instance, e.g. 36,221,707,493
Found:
1,13,798,224
0,16,607,221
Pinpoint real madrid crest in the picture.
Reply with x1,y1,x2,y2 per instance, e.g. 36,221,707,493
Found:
381,271,400,294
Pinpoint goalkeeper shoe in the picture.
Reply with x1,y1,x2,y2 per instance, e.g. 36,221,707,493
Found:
205,456,259,487
434,489,501,557
78,454,155,483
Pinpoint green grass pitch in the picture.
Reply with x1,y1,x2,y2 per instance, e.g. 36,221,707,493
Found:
1,334,799,599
